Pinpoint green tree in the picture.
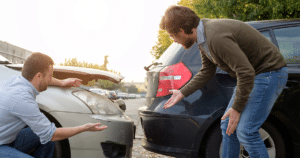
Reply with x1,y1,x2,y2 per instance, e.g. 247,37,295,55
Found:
96,79,124,90
60,57,125,89
128,85,138,93
60,57,120,75
150,0,300,59
150,30,174,60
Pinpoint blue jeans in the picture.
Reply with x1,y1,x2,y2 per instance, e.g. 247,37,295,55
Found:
221,67,288,158
0,127,55,158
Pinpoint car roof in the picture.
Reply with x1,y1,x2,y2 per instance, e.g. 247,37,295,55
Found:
247,19,300,30
5,64,124,84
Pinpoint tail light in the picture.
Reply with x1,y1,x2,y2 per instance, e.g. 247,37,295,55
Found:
156,62,192,97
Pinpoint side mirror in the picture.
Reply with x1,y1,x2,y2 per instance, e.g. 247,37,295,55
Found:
114,99,126,112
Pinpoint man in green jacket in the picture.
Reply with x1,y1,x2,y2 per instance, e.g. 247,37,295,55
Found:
162,5,287,158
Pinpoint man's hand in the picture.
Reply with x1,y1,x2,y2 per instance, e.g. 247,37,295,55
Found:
221,108,241,136
60,78,82,87
163,90,184,109
83,123,108,131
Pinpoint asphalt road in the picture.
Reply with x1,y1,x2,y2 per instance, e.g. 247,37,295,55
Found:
123,98,174,158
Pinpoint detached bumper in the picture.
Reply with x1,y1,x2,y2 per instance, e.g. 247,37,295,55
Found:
139,108,200,158
50,112,135,158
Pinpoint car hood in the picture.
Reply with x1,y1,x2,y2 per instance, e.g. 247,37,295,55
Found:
5,64,124,84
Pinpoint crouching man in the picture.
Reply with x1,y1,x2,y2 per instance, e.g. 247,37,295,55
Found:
0,52,108,158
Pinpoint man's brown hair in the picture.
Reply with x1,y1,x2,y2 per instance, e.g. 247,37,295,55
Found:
160,5,200,35
22,52,54,81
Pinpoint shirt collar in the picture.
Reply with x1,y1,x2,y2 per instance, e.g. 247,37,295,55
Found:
20,76,40,97
197,20,206,45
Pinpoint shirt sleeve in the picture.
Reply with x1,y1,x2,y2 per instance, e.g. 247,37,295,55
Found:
211,33,255,112
11,93,57,144
180,49,217,97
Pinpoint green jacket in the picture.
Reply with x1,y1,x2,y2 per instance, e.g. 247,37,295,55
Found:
180,18,287,112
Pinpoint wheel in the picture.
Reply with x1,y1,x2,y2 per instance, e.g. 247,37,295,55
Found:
204,121,285,158
53,141,63,158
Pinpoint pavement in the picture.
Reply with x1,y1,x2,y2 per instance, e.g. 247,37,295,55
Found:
123,98,174,158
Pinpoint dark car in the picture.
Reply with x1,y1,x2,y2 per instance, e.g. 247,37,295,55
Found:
139,19,300,158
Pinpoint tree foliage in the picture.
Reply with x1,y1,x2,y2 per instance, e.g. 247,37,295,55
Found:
95,79,124,90
150,0,300,59
179,0,300,21
60,56,123,89
128,85,138,93
150,30,174,60
60,57,120,75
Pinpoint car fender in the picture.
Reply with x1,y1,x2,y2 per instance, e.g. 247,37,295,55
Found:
36,87,92,114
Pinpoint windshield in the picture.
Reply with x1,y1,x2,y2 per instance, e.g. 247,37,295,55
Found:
157,42,187,66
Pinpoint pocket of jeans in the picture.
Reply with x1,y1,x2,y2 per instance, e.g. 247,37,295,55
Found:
276,75,288,95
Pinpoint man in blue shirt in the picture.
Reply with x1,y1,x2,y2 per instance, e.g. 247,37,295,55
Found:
0,52,108,158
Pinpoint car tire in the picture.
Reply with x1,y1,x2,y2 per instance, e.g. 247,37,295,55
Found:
204,121,285,158
53,141,64,158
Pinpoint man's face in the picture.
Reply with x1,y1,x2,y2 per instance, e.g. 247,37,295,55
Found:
168,29,196,49
38,65,53,92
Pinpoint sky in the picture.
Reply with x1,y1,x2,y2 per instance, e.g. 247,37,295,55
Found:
0,0,179,82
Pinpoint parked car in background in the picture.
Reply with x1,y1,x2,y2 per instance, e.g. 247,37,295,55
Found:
139,19,300,158
108,91,117,100
135,94,141,99
89,88,103,95
0,56,135,158
117,93,128,100
128,94,136,99
100,89,111,98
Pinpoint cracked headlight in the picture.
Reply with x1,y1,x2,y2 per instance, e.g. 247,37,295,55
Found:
73,90,123,115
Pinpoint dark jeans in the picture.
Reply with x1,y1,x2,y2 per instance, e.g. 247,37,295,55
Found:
0,127,55,158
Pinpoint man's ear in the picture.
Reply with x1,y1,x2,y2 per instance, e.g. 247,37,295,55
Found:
179,28,184,33
36,72,43,79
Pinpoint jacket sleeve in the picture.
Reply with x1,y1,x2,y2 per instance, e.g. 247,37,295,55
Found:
211,33,255,112
180,49,217,97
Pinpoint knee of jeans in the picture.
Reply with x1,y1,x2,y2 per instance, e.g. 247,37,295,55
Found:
236,129,260,144
44,141,56,148
220,118,229,132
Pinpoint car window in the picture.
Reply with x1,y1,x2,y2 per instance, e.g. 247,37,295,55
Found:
260,31,272,41
158,43,187,66
273,26,300,62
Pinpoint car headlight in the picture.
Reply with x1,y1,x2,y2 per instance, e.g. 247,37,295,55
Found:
73,90,123,115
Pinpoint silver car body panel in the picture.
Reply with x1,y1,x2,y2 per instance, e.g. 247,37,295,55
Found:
0,62,134,158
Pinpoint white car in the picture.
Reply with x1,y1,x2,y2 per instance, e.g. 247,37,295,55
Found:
117,93,128,100
128,94,136,99
0,55,135,158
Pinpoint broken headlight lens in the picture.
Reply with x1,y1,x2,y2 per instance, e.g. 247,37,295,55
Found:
73,90,122,115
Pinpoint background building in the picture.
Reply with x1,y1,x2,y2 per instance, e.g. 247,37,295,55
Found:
0,40,32,64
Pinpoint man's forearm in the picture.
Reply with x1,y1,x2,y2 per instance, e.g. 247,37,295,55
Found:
49,77,63,86
51,125,85,141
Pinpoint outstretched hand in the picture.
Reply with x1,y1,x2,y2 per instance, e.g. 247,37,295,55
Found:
163,90,184,109
83,123,108,131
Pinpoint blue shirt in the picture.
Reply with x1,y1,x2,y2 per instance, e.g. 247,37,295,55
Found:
0,76,56,145
197,20,214,62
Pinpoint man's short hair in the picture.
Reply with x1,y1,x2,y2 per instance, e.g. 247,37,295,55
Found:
22,52,54,81
160,5,200,35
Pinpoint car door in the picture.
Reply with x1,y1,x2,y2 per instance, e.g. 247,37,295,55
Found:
272,25,300,128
